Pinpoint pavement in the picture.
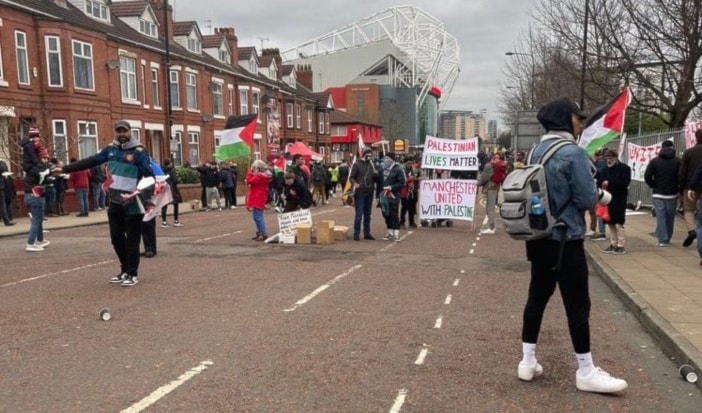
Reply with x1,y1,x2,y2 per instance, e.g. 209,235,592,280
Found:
1,203,701,390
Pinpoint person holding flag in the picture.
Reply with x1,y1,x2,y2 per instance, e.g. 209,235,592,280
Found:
349,147,379,241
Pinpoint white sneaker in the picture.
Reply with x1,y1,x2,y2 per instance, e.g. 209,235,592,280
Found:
230,206,236,209
576,367,628,393
585,230,595,237
26,244,44,252
35,240,50,248
480,228,496,235
518,360,544,381
173,221,184,227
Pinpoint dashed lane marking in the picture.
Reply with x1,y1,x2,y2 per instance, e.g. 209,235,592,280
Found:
283,264,362,312
414,346,429,365
453,278,460,287
120,360,214,413
469,249,474,254
193,230,243,243
434,315,443,329
1,259,116,288
444,294,452,305
389,389,408,413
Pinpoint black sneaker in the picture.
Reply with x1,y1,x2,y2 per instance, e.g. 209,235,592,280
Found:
364,234,375,240
611,246,626,255
603,245,616,253
683,230,697,247
109,273,127,284
121,276,139,287
353,234,360,241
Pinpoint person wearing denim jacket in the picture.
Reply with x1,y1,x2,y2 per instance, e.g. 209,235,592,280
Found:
516,97,627,394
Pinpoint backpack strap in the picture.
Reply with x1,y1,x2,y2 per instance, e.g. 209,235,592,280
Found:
527,138,577,219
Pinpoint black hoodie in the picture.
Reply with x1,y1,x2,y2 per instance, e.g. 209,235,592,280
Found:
644,146,680,196
536,97,585,135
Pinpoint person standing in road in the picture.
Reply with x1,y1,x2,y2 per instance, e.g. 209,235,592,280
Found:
349,148,379,241
678,129,702,247
69,157,90,217
57,121,154,287
598,149,632,255
220,161,237,209
23,147,52,251
246,160,272,241
477,153,508,234
338,159,350,200
160,158,183,227
377,152,405,241
644,140,680,247
399,157,421,229
89,164,106,211
517,97,628,394
0,159,15,226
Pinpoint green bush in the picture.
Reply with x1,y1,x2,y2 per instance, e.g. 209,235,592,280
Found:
175,166,200,184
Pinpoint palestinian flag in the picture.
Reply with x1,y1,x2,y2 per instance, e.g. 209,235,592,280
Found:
106,161,139,191
578,87,632,156
215,114,258,161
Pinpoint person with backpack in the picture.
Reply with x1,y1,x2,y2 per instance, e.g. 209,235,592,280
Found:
477,153,508,234
311,160,328,206
516,97,627,394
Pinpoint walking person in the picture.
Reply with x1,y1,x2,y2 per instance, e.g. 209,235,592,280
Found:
349,148,379,241
0,160,15,226
220,161,237,209
679,129,702,247
89,164,106,211
57,120,155,287
246,160,272,241
23,147,52,252
399,157,421,228
598,149,632,254
53,160,68,216
160,158,183,227
644,140,680,246
4,168,16,223
378,152,405,241
478,153,508,234
68,157,90,217
518,97,627,394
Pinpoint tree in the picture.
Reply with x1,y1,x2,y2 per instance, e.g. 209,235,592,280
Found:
498,130,512,149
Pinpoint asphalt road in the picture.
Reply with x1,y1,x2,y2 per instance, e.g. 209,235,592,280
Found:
0,205,700,412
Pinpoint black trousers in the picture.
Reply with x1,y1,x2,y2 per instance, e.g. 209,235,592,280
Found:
400,196,417,226
222,188,235,208
522,238,591,354
142,218,157,254
107,203,144,276
382,196,401,231
0,190,9,224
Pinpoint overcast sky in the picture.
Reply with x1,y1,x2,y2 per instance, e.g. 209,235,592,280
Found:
173,0,537,128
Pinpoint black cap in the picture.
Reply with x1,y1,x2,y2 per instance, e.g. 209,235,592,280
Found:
114,120,131,130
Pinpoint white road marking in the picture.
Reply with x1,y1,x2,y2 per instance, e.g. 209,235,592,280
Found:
193,230,242,243
444,294,452,305
1,260,116,288
389,389,408,413
476,236,480,241
472,242,476,247
379,231,413,252
120,360,214,413
283,265,362,312
469,249,474,254
312,209,337,216
414,346,429,365
434,315,443,329
453,278,460,286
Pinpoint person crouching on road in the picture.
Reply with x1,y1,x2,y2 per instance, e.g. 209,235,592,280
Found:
378,152,405,241
283,172,312,212
246,160,273,241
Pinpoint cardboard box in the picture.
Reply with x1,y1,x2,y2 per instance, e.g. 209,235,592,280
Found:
316,220,335,245
333,226,349,241
296,224,312,244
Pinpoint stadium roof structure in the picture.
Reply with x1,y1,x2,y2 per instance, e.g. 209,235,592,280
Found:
281,5,460,110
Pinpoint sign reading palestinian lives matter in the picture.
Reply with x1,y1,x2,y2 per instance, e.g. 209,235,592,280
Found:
421,136,479,170
277,209,312,235
419,135,479,222
419,179,479,220
627,142,664,182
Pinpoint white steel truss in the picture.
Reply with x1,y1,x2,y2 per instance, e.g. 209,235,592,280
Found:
281,5,460,109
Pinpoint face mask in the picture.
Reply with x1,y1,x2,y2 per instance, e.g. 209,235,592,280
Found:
383,158,393,168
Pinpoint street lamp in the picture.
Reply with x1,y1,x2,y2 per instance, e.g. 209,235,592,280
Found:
505,51,535,108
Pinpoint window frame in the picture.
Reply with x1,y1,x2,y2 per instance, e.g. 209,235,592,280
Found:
212,81,223,116
119,55,138,102
307,108,313,133
77,120,98,158
187,131,200,166
185,71,198,110
52,119,68,164
172,131,183,166
295,103,301,129
45,35,63,87
252,90,260,117
72,40,94,91
85,0,109,21
239,88,249,115
15,31,30,85
150,68,160,107
139,19,157,38
286,102,294,128
318,112,325,134
169,69,181,108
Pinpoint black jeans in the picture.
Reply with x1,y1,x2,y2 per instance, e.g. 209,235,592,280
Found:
142,218,157,254
400,196,417,226
107,203,144,276
522,238,591,354
383,196,401,230
353,192,373,236
222,187,235,208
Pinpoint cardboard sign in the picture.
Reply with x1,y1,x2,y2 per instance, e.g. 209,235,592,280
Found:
277,209,313,235
419,179,479,221
421,135,479,171
627,142,663,182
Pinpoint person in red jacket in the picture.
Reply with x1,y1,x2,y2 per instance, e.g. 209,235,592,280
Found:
68,157,91,217
246,160,273,241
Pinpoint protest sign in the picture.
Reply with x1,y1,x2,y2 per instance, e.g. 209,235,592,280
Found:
277,209,312,235
422,136,478,171
628,142,663,181
419,179,478,221
685,120,702,149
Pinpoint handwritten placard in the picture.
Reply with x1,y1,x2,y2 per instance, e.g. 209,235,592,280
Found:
421,136,478,171
419,179,479,221
277,209,312,235
627,142,663,182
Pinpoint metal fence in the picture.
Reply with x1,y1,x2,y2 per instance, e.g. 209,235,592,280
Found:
614,128,685,208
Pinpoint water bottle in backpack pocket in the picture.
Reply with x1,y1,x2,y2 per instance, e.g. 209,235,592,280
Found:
529,195,548,230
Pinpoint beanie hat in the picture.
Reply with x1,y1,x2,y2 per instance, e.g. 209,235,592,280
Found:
28,126,40,138
384,152,397,161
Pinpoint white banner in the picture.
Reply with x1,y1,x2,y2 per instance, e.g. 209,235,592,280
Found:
685,120,702,149
627,142,663,182
277,209,312,235
421,136,479,171
418,179,479,221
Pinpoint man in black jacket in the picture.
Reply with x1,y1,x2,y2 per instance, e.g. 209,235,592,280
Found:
349,148,379,240
679,129,702,246
644,140,680,246
377,152,405,241
0,160,15,226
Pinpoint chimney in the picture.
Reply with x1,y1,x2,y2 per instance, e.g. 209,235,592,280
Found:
297,64,313,90
150,0,173,42
215,27,238,65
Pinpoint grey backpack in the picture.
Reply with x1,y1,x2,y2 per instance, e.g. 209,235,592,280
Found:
499,138,575,241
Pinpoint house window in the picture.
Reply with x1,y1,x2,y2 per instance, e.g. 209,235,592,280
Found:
295,103,301,129
252,90,260,116
130,128,140,141
248,57,256,73
187,38,200,54
185,72,197,110
219,49,230,63
151,68,160,107
169,70,180,108
139,19,157,38
319,112,325,134
119,55,137,101
286,102,293,128
72,40,94,90
188,132,199,165
45,36,63,87
212,82,223,116
15,31,29,85
85,0,108,20
52,120,68,164
270,65,277,80
77,121,98,158
172,131,183,166
0,31,5,83
228,88,234,115
239,89,248,115
307,109,313,132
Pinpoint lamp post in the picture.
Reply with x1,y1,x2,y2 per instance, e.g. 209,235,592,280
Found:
506,51,535,108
